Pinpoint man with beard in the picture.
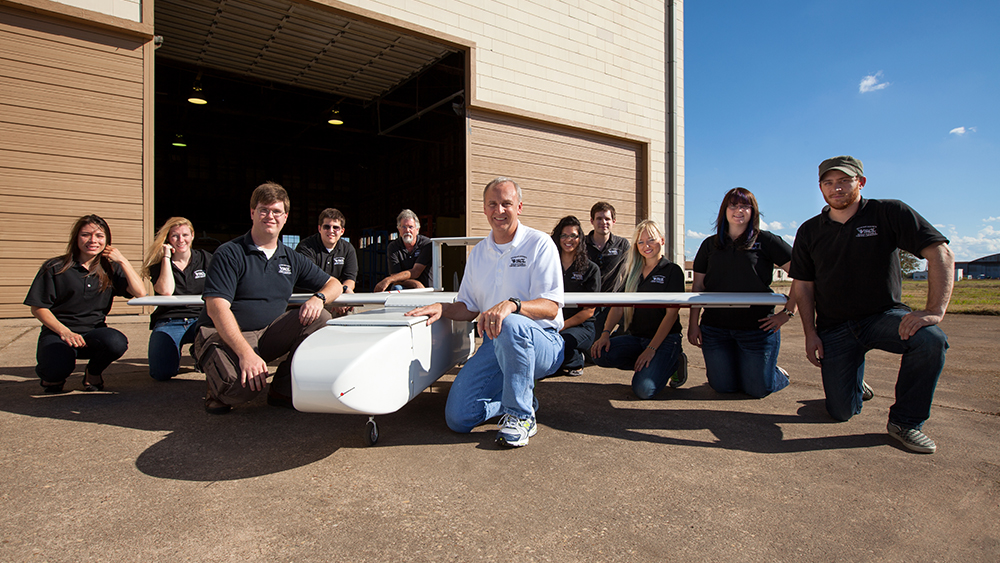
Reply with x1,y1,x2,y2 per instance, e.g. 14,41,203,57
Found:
790,156,954,453
374,209,433,291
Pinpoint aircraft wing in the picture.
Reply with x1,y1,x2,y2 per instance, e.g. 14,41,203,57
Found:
129,291,786,309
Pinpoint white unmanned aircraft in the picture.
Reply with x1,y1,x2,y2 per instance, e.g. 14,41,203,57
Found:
130,237,787,445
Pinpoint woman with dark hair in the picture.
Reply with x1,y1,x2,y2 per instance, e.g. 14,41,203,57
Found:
688,187,796,398
549,216,601,376
590,220,686,399
24,215,146,393
142,217,212,381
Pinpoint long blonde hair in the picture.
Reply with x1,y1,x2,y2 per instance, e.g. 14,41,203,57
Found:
621,219,665,331
142,217,194,277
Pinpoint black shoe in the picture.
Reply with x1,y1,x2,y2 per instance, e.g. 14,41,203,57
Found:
40,381,67,394
266,392,294,410
83,371,104,392
204,397,232,415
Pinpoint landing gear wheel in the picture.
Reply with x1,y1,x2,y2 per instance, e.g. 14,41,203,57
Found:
364,416,379,446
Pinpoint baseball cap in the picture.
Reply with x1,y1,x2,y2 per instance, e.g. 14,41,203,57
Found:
818,156,864,179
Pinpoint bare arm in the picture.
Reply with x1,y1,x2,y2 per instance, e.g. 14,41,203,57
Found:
688,272,706,347
152,247,175,295
561,307,596,330
759,261,796,331
374,263,427,292
404,300,478,326
299,276,343,326
104,246,147,298
899,242,954,340
478,297,558,340
794,279,823,368
205,296,268,391
30,307,86,347
590,306,624,358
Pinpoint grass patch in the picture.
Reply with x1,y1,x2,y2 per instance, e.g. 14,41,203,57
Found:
903,279,1000,315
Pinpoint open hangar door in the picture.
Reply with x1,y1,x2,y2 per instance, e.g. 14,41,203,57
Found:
153,0,467,290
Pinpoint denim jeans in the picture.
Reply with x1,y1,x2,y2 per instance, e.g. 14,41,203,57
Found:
818,308,948,429
444,314,564,432
593,333,682,399
148,317,200,381
700,324,788,398
559,321,595,371
36,326,129,383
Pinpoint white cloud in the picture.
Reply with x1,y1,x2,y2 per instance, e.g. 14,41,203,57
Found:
687,230,712,240
949,126,977,136
782,234,796,247
945,225,1000,262
859,71,889,93
984,217,1000,223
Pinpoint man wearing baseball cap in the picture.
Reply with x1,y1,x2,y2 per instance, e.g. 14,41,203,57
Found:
790,156,954,453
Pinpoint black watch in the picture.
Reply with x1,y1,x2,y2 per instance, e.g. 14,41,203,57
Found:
508,297,522,315
780,308,794,318
313,292,326,303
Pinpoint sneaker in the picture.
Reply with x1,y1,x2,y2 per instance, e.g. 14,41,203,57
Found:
668,352,688,388
777,366,789,380
567,368,584,377
887,422,936,454
495,413,537,447
862,380,874,401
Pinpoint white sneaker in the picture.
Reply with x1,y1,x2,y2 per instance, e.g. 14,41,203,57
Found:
495,413,537,447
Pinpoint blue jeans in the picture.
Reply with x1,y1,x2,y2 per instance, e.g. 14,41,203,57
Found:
36,326,128,383
444,314,564,432
148,318,199,381
818,308,948,429
559,321,595,371
700,324,788,398
593,333,682,399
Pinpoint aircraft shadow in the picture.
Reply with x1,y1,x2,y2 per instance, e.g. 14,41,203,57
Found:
533,378,887,454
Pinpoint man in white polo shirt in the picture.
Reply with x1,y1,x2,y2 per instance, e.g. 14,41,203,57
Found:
405,177,564,447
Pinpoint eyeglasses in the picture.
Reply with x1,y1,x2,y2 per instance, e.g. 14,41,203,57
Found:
257,208,286,218
820,177,857,189
727,204,752,212
322,224,344,232
559,233,580,240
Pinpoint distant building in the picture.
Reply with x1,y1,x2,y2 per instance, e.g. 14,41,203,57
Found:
912,269,965,281
955,253,1000,279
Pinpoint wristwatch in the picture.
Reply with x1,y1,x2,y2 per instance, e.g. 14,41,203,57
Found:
508,297,522,315
779,308,794,318
313,292,326,303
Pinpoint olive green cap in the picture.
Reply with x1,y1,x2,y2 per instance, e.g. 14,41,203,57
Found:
818,155,864,179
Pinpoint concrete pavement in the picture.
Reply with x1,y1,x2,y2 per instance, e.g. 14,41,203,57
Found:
1,311,997,562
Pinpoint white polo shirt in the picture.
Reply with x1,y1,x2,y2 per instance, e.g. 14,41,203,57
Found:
457,222,564,331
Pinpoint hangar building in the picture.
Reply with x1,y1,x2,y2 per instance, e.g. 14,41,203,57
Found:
0,0,684,317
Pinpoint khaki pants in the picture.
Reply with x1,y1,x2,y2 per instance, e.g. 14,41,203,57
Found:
193,309,332,407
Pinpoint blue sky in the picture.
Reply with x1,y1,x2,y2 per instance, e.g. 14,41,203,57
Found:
684,1,999,263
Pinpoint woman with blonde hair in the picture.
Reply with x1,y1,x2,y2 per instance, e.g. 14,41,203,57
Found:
142,217,212,380
23,215,146,393
590,220,686,399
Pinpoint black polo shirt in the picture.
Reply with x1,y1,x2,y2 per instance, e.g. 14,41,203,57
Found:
387,234,433,287
628,257,684,338
562,259,601,322
693,230,792,330
295,234,358,283
585,231,630,292
790,198,948,330
148,248,213,327
199,231,331,331
24,258,132,333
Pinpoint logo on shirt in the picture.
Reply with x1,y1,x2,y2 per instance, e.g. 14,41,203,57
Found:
856,226,878,238
510,255,527,268
333,257,345,265
608,249,619,256
749,242,761,250
651,275,665,284
571,271,585,281
278,264,292,275
193,269,206,279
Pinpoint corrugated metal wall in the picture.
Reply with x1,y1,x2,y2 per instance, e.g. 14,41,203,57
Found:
468,109,644,240
0,6,146,317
